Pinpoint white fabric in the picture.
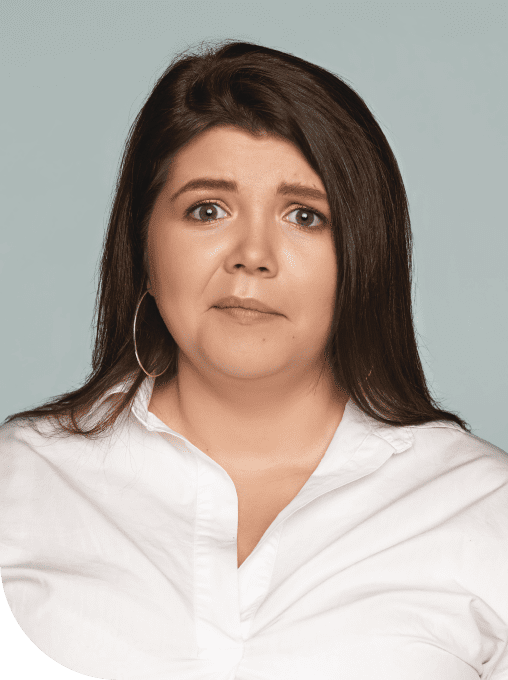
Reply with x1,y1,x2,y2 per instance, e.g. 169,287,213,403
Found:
1,373,508,680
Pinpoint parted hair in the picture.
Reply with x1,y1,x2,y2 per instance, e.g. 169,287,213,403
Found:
2,38,472,438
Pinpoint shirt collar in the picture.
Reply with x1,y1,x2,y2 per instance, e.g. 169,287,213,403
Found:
95,372,415,464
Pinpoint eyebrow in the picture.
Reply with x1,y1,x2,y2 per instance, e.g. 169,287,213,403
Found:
169,178,328,204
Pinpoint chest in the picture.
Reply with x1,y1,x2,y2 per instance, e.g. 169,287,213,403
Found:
230,467,314,568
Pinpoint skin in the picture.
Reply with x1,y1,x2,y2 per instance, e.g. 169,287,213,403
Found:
145,124,349,476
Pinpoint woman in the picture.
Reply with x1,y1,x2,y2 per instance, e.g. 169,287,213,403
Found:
1,39,507,680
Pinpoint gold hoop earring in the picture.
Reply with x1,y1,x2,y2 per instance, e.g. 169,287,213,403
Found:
133,290,171,377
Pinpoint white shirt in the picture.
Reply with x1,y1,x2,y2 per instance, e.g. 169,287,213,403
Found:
1,372,508,680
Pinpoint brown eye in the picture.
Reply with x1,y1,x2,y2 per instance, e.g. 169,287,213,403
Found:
286,207,326,230
184,201,327,230
186,202,228,222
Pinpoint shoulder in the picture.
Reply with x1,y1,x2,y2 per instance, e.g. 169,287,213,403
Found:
0,415,118,567
405,421,508,547
390,422,508,618
0,420,59,565
0,418,47,472
408,420,508,479
0,418,71,501
0,392,138,511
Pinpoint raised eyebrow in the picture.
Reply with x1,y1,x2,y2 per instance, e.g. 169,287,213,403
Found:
170,178,328,204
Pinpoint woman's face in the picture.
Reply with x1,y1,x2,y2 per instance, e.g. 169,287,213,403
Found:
146,124,337,383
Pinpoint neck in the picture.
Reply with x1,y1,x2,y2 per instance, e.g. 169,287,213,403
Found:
149,358,348,472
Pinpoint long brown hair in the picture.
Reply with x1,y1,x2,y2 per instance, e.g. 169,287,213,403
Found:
2,38,472,438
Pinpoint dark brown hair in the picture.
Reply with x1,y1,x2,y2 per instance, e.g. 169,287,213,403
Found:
2,38,472,438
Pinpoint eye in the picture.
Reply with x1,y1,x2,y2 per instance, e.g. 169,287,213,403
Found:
285,206,327,230
184,201,327,230
185,202,228,222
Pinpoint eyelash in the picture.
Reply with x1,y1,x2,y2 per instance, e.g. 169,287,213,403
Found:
184,200,328,231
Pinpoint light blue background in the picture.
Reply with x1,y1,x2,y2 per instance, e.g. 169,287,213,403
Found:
1,0,507,459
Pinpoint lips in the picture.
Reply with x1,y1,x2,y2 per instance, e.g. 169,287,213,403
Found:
214,295,279,314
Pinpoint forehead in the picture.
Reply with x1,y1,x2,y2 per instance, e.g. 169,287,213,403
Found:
168,125,326,191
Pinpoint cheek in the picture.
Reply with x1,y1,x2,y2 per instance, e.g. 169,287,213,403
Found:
153,242,213,322
307,256,337,326
307,248,336,298
150,230,196,290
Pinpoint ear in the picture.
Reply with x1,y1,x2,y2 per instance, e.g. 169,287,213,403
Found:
146,269,153,297
144,254,153,296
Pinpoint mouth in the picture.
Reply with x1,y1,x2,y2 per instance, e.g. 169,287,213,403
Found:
213,306,281,323
215,306,277,314
213,296,280,315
